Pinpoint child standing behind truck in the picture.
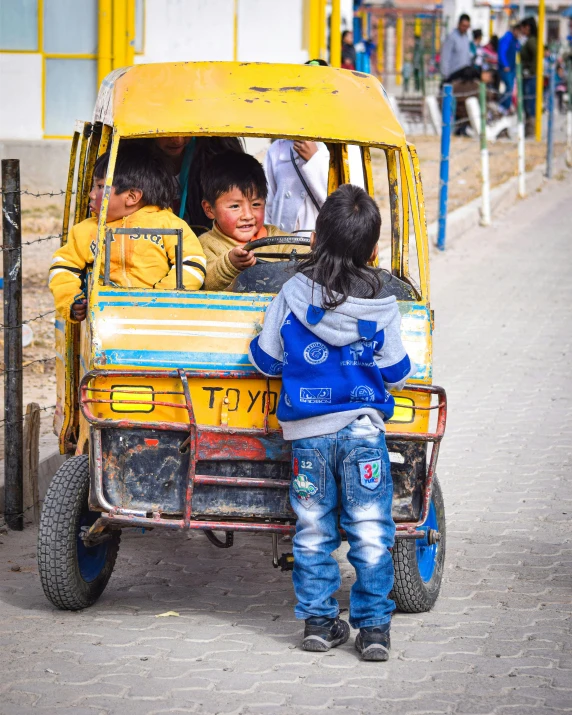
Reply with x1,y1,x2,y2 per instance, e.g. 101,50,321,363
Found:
49,143,206,322
249,184,416,661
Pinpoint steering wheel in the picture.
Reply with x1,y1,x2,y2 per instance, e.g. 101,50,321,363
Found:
243,235,311,260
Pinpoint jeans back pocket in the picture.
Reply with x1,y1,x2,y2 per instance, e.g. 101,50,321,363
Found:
343,446,390,509
291,448,326,510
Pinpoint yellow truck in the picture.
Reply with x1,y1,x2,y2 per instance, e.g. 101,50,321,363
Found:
38,61,447,613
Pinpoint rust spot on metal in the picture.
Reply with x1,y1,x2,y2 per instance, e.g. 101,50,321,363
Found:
279,86,305,92
351,71,369,78
250,86,271,92
332,90,339,94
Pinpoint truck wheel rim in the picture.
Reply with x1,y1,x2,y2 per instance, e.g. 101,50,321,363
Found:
415,500,438,583
77,512,109,583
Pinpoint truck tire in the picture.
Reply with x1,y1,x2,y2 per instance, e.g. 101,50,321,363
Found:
37,455,120,610
390,476,446,613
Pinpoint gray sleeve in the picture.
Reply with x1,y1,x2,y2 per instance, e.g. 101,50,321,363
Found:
440,34,453,79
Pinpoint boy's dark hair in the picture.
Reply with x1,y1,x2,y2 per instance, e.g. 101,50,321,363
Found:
201,150,267,205
521,16,537,37
94,142,174,209
459,13,471,24
298,184,382,310
473,29,483,41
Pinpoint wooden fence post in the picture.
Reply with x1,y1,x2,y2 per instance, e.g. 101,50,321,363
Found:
23,402,40,525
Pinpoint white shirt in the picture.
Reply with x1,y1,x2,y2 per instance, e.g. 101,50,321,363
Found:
264,140,366,233
264,140,329,233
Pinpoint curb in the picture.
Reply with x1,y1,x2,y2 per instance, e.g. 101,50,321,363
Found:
426,154,569,249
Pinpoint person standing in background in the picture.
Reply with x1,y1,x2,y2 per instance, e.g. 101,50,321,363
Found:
498,24,521,113
482,34,500,90
471,29,484,68
440,14,472,82
342,30,357,70
520,17,538,136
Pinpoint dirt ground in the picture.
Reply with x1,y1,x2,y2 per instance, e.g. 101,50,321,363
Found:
0,136,562,452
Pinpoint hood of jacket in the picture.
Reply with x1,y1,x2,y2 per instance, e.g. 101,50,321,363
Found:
105,204,165,228
281,273,400,348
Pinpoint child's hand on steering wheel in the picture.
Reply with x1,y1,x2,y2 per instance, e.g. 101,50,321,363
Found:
229,246,257,271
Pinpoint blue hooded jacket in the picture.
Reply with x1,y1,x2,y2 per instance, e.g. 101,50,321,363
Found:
249,273,416,440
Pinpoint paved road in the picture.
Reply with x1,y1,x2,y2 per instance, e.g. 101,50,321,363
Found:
1,176,571,715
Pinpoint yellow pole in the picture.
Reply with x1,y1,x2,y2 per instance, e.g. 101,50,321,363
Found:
112,0,127,69
97,0,112,86
233,0,238,61
414,16,421,36
330,0,342,68
360,10,367,39
435,17,440,52
396,16,404,86
377,17,384,81
318,0,327,61
125,0,135,66
535,0,545,141
489,12,494,40
309,0,319,60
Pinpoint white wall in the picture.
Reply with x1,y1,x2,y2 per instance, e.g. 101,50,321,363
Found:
138,0,310,66
237,0,306,63
0,54,43,139
136,0,235,63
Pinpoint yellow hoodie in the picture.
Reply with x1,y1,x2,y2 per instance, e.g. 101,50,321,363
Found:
199,223,308,291
49,205,207,321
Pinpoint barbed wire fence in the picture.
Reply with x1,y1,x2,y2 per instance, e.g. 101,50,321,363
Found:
1,161,61,530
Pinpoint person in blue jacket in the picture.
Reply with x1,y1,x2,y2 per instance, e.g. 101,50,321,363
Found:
498,23,522,112
249,184,416,661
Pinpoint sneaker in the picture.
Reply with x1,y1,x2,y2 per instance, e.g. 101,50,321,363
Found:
355,625,391,661
302,616,350,652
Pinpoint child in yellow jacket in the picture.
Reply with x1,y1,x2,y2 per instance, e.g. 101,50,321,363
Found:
199,151,308,291
49,143,207,322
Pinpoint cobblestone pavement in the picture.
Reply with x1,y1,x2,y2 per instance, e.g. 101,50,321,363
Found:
1,176,571,715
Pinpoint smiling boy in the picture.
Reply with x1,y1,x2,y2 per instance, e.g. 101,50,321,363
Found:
199,151,307,291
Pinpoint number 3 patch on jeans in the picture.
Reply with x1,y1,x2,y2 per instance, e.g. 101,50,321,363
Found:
359,459,382,491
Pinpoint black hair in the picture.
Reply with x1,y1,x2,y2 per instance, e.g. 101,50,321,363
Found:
521,16,537,37
201,150,267,206
342,30,352,42
473,29,483,41
305,58,329,66
459,13,471,24
185,137,244,230
297,184,382,310
94,142,174,209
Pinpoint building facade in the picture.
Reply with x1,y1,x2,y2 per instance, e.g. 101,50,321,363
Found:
0,0,356,142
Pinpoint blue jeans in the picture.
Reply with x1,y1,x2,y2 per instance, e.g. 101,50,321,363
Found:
500,70,516,111
290,418,396,629
523,76,536,118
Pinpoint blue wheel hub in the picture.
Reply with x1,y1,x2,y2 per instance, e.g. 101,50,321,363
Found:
77,511,109,583
415,500,439,582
